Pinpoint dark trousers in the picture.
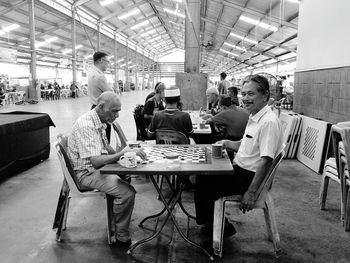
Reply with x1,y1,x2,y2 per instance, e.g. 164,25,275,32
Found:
91,104,111,143
194,165,255,225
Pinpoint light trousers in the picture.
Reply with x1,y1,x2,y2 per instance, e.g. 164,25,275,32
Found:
79,170,136,242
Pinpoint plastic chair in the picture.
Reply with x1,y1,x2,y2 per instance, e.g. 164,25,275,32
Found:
213,151,284,258
320,123,350,223
155,129,190,144
52,134,115,244
340,128,350,231
112,122,127,151
155,129,190,196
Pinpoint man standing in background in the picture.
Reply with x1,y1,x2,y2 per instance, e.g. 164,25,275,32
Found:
217,72,230,95
88,51,114,142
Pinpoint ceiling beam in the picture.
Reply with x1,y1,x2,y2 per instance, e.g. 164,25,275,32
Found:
73,0,92,8
0,0,26,16
101,1,146,22
222,0,298,30
116,14,156,33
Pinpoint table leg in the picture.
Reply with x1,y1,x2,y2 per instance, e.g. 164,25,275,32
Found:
128,175,214,260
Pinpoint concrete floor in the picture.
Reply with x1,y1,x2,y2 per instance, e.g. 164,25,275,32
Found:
0,90,349,263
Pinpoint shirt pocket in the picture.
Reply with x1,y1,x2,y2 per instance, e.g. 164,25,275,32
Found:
241,132,255,155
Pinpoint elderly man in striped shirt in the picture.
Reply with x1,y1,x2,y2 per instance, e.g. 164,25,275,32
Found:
68,91,146,248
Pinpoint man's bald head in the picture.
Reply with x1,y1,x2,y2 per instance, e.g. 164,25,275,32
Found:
96,91,121,124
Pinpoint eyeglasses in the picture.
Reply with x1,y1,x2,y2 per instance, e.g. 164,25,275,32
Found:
101,58,110,63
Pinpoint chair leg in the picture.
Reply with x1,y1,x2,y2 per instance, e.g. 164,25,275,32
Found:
105,194,116,244
213,198,225,258
263,194,281,258
345,185,350,231
319,175,330,210
52,182,70,242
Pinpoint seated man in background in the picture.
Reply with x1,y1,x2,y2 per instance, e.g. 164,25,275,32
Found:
144,82,165,103
195,75,284,243
68,91,146,248
147,85,193,140
227,86,240,106
147,85,194,189
203,87,219,117
205,95,249,142
142,82,165,128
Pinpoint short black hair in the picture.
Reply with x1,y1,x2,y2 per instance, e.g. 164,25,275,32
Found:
228,86,238,96
244,74,270,100
93,51,108,63
219,95,232,107
220,72,227,79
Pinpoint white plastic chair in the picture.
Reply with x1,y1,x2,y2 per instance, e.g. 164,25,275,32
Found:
52,134,116,244
213,151,284,258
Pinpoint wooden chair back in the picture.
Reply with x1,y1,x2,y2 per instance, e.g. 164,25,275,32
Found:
155,129,189,145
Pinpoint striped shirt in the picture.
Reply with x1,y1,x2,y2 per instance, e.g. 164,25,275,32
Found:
68,109,109,172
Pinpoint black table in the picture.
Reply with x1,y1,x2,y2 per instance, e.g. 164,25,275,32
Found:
0,111,55,181
101,144,233,260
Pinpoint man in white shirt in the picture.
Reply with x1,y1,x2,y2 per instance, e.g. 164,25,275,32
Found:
88,52,114,141
195,75,284,239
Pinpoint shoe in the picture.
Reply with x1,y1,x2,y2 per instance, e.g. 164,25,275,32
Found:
110,239,131,249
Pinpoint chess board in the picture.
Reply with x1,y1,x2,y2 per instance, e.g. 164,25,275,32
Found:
143,145,210,164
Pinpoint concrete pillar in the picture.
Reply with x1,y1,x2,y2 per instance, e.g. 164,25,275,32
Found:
152,56,155,89
28,0,38,100
113,33,118,92
142,50,145,90
97,21,101,51
125,41,129,91
184,0,200,73
71,7,77,84
135,46,138,90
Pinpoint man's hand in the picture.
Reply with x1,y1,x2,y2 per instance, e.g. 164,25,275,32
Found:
122,146,147,160
240,191,256,214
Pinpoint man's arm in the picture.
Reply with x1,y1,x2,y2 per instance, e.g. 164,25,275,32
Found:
240,156,273,213
90,146,147,169
217,139,241,152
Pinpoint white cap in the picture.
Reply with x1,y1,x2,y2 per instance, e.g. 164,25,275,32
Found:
164,85,180,97
206,86,219,96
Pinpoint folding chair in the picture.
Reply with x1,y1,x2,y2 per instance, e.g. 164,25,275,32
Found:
52,134,115,244
213,151,284,258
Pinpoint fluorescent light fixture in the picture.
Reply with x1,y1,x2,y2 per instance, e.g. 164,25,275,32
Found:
128,61,132,64
287,0,299,3
0,24,20,35
164,8,185,18
85,54,93,59
220,48,239,57
118,9,140,20
108,55,114,59
229,32,258,44
223,42,246,52
117,58,124,63
36,36,58,48
100,0,118,6
62,44,82,54
120,63,126,67
140,28,156,37
239,15,278,32
128,65,135,69
130,20,150,30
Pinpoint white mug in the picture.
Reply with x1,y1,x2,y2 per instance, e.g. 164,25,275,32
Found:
119,152,137,168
